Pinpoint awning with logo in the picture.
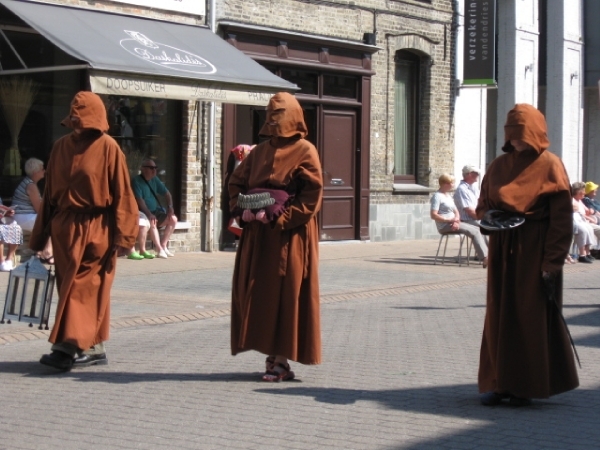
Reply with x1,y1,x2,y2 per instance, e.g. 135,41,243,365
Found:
0,0,296,105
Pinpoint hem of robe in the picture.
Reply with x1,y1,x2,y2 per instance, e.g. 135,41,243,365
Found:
231,347,321,365
477,380,579,399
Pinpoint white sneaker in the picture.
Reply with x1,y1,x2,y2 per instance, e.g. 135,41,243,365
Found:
0,260,14,272
164,249,175,257
157,250,169,259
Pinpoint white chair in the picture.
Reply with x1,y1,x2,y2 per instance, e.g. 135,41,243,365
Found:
434,231,473,266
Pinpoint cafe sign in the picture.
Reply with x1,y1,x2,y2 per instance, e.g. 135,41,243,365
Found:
89,70,274,106
120,30,216,74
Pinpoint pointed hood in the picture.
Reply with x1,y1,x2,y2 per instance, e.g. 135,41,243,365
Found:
502,103,550,154
61,91,109,132
259,92,308,138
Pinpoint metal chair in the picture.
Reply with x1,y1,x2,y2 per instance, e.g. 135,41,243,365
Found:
434,232,473,266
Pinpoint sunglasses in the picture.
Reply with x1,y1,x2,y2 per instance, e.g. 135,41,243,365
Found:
142,166,158,170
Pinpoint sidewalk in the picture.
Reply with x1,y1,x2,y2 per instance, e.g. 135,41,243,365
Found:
0,239,598,449
0,238,488,342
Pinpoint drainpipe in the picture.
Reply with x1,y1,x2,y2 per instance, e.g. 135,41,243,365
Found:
203,0,217,252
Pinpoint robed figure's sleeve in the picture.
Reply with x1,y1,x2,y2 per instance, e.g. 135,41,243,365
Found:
109,143,139,249
228,142,323,231
273,146,323,231
541,160,573,274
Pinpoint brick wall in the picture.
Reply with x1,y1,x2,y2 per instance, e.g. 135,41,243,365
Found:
218,0,455,241
47,0,456,245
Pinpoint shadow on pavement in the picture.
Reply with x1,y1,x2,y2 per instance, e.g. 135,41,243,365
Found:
254,384,599,449
0,363,303,384
392,306,462,310
368,257,449,266
371,257,486,267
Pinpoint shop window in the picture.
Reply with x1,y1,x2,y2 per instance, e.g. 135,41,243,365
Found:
102,95,181,214
0,24,85,199
394,50,420,183
0,72,82,200
279,69,318,95
323,74,357,99
267,66,359,100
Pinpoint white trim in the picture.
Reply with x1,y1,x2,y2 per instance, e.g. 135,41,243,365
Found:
107,0,204,16
174,221,191,230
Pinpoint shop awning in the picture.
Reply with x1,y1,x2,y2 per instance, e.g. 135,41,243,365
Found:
0,0,297,105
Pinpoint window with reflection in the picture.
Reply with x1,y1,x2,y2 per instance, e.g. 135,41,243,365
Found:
394,50,421,183
0,21,82,200
279,69,318,95
323,74,357,99
101,95,181,214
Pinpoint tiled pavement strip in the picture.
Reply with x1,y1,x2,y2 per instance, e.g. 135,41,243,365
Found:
0,239,598,449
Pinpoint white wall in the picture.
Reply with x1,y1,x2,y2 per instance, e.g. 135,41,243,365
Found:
454,0,488,181
545,0,584,181
455,0,586,185
495,0,539,155
454,89,487,179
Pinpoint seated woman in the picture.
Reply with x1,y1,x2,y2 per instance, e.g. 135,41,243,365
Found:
572,181,599,263
12,157,53,263
430,173,488,268
582,181,600,224
0,200,23,272
572,181,600,238
572,204,595,263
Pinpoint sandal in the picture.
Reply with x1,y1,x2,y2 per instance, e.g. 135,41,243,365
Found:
262,362,295,382
265,356,276,372
39,256,55,265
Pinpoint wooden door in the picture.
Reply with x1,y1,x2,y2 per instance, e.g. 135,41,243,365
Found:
319,109,357,240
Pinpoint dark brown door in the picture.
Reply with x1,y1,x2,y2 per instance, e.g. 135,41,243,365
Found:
319,109,357,240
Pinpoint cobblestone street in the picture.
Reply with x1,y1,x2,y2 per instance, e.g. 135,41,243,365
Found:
1,240,598,449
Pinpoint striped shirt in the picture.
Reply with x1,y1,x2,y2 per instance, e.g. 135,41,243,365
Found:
12,177,36,215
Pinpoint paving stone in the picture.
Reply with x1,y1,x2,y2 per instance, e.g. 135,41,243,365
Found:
0,240,598,449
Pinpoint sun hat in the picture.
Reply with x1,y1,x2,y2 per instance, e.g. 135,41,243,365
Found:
584,181,599,195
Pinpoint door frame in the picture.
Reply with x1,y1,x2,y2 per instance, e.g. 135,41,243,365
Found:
220,24,376,243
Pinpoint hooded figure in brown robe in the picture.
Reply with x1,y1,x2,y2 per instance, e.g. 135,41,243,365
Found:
476,104,579,405
31,91,138,370
229,92,323,381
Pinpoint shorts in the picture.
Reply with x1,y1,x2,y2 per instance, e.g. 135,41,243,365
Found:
13,213,37,232
152,210,168,226
138,211,150,228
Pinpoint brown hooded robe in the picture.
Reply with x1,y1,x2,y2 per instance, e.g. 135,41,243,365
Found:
30,92,138,351
476,104,579,398
229,93,323,364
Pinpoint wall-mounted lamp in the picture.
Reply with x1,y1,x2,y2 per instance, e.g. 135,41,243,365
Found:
363,32,377,46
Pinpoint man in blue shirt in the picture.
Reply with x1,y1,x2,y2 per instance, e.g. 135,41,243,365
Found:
131,159,177,258
454,165,482,226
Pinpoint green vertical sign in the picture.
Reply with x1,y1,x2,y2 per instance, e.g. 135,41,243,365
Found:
463,0,496,86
